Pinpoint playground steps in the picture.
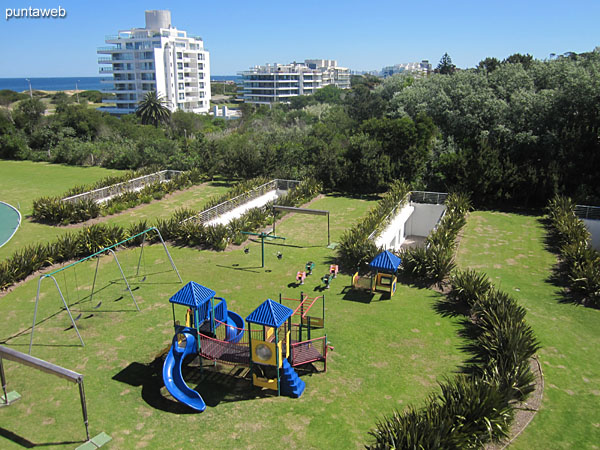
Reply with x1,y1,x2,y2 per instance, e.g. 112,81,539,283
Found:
280,359,305,398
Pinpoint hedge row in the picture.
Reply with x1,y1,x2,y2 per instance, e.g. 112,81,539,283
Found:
546,195,600,307
400,193,471,285
31,168,208,225
0,178,322,290
367,273,540,449
337,180,412,272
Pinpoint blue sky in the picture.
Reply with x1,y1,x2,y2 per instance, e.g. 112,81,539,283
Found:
1,0,598,77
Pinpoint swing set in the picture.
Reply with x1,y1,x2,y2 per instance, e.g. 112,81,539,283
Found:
29,227,182,354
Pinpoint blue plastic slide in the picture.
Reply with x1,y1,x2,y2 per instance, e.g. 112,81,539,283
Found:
162,332,206,412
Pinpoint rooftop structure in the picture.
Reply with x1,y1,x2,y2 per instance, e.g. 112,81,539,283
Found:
98,10,211,115
239,59,350,104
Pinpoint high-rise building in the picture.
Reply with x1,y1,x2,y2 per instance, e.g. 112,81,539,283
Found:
240,59,350,104
98,10,210,115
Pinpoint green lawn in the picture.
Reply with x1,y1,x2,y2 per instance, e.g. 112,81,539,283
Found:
0,191,464,449
0,160,231,260
0,161,121,259
3,164,595,449
456,211,600,449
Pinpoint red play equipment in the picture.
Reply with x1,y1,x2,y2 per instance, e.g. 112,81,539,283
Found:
278,292,329,370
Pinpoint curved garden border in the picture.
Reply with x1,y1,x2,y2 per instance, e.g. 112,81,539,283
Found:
0,201,22,248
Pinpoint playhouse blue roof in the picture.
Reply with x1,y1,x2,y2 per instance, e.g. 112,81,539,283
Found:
369,250,402,273
169,281,215,308
246,299,293,328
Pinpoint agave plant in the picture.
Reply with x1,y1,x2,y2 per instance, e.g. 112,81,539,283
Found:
448,269,493,310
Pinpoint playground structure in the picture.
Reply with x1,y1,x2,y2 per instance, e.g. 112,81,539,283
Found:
162,282,328,411
296,271,306,285
241,230,286,268
29,227,182,354
351,250,401,297
320,264,339,289
0,345,112,449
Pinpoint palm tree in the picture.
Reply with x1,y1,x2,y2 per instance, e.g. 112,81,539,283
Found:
136,91,171,127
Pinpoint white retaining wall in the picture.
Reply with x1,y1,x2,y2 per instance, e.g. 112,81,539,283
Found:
375,202,446,251
583,219,600,250
205,190,278,226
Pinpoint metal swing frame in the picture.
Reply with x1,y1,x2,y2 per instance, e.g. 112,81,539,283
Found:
29,227,182,354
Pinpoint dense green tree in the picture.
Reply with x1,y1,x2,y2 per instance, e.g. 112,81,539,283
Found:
345,84,384,123
503,53,534,69
136,91,171,127
313,84,344,104
13,97,46,132
477,57,501,73
436,52,456,75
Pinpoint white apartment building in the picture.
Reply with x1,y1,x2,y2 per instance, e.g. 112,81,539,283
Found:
240,59,350,104
98,10,210,115
380,61,431,78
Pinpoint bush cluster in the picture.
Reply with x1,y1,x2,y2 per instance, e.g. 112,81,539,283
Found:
546,195,600,307
31,168,207,225
367,274,539,449
400,193,471,284
0,178,322,290
337,180,411,272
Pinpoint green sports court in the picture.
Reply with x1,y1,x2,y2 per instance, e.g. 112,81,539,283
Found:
0,201,21,248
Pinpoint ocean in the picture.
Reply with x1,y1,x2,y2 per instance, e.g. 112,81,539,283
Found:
0,75,241,92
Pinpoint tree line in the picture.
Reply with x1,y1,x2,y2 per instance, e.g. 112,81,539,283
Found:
1,49,599,207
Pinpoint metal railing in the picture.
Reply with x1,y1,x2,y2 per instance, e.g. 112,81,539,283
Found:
182,179,300,225
410,191,448,204
62,170,182,204
575,205,600,220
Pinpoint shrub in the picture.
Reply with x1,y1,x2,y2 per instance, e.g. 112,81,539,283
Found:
31,168,207,225
367,278,539,449
545,195,600,307
338,180,411,272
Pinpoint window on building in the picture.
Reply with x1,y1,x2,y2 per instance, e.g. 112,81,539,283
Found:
198,63,203,70
178,73,183,80
199,82,204,89
177,52,183,59
199,73,204,79
177,62,183,70
178,93,185,100
178,83,184,90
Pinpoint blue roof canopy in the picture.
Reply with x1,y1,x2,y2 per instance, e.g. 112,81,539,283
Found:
369,250,402,273
246,299,293,328
169,281,215,308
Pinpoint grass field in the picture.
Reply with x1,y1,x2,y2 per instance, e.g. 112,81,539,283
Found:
0,161,231,260
0,161,121,259
0,163,598,449
456,211,600,449
0,175,465,449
